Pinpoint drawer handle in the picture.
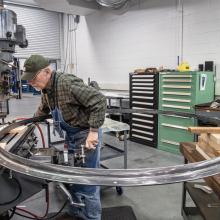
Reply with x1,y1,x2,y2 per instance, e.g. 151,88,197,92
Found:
133,87,154,90
132,79,154,82
132,83,154,86
162,98,191,103
132,129,153,136
162,75,192,78
132,91,154,94
132,75,154,78
132,123,153,130
163,79,192,82
161,114,191,119
162,85,192,89
161,139,179,146
133,102,153,106
132,134,153,141
133,96,154,100
132,113,154,118
132,118,154,124
163,91,191,96
162,104,191,110
161,123,188,130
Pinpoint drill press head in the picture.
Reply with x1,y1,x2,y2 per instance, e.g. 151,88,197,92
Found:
0,0,28,75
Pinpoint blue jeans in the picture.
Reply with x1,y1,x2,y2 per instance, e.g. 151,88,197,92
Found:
59,116,102,220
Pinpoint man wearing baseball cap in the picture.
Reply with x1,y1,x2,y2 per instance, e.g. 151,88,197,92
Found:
22,54,50,81
22,54,106,220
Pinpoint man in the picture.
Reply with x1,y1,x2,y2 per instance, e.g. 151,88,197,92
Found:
21,54,107,220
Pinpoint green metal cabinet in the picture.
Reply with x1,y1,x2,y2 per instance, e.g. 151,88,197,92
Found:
159,71,214,112
158,71,214,154
158,114,195,154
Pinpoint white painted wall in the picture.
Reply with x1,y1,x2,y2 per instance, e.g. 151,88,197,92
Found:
183,0,220,95
75,0,180,89
183,0,220,71
72,0,220,91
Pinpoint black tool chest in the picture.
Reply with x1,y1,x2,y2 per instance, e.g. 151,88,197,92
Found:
129,72,159,147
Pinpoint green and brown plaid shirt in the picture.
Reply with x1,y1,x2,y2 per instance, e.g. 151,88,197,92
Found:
36,72,107,129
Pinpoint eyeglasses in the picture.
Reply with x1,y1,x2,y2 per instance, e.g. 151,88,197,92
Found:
28,69,45,83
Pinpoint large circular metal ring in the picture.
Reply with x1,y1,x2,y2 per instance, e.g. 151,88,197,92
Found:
0,116,220,186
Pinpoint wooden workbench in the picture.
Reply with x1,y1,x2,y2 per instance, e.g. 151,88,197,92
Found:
180,142,220,197
180,142,220,220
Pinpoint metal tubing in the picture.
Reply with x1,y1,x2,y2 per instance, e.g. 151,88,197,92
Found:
57,183,85,207
1,145,220,186
1,116,220,186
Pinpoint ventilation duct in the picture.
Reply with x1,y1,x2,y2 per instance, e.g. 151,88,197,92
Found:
96,0,129,9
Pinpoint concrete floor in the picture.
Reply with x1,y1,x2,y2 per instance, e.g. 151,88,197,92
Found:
4,94,200,220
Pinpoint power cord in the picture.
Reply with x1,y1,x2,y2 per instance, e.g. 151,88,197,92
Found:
0,177,22,206
15,117,46,148
16,184,49,219
5,117,66,219
9,207,16,219
12,199,68,220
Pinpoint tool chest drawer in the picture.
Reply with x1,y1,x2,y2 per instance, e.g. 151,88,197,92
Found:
130,112,158,147
129,72,159,147
130,73,159,109
158,114,195,154
159,71,214,113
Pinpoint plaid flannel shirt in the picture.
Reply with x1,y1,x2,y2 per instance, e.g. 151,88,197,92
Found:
35,72,107,129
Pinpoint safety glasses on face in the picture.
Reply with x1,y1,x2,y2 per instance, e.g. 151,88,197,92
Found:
28,69,45,83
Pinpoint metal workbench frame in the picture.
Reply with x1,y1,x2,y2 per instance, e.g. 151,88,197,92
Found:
101,127,128,170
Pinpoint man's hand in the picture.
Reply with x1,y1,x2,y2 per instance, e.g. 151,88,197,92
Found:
85,131,99,150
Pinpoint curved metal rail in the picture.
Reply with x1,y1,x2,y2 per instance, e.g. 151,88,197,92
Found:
0,116,220,186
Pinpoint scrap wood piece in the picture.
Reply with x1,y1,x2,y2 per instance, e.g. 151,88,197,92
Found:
134,68,146,74
199,133,220,151
208,138,220,151
209,134,220,145
134,67,158,74
198,137,219,157
188,127,220,134
196,144,211,160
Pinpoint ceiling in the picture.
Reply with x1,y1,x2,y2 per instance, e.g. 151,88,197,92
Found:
5,0,138,15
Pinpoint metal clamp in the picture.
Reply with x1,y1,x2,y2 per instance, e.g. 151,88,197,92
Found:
81,145,86,165
74,145,86,166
